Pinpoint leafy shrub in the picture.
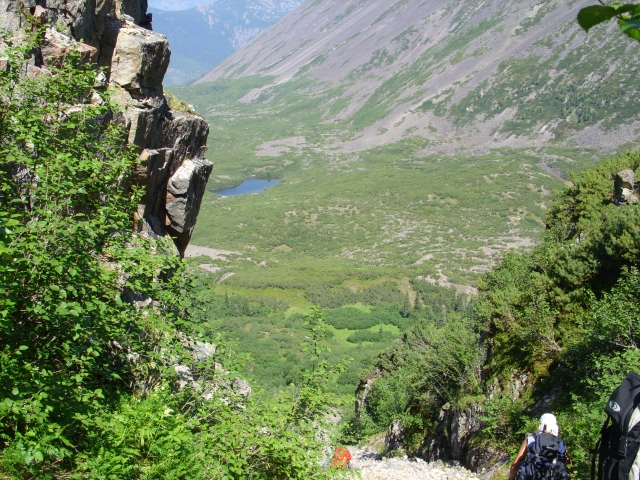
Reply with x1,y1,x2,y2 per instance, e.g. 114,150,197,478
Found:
353,313,484,449
324,305,406,330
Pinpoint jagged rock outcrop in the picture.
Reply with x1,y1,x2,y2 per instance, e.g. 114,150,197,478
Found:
385,419,405,454
2,0,211,256
450,405,483,461
614,169,639,205
419,403,508,473
355,367,381,413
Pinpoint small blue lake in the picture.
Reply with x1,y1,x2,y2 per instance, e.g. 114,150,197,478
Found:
213,178,280,196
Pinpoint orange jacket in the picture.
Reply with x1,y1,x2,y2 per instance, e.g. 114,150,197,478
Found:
330,447,352,469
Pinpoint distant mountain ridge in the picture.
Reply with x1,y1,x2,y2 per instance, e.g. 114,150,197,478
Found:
195,0,640,153
152,0,303,85
148,0,215,11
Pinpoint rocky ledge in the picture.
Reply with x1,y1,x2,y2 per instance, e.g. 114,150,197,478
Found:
1,0,212,256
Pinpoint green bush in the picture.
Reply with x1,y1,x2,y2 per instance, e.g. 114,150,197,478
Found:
324,305,406,330
306,281,404,309
353,313,483,448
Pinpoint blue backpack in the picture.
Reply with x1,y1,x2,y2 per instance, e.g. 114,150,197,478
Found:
519,432,568,480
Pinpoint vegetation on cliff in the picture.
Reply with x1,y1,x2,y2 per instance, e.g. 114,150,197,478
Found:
0,38,347,479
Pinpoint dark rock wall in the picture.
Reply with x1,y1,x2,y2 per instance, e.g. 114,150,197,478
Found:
1,0,212,256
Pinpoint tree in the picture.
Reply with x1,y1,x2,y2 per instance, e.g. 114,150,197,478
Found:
0,32,199,475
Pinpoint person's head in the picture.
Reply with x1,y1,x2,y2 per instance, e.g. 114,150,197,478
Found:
538,413,559,436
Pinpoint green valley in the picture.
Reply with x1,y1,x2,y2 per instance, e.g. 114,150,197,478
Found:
5,0,640,477
167,0,640,475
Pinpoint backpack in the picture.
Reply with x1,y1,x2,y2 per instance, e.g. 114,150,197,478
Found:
518,432,568,480
592,372,640,480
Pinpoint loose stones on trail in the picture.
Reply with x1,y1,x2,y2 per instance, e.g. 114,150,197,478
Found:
349,448,483,480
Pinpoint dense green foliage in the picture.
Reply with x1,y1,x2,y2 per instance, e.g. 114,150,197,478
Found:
0,38,349,479
189,264,472,401
350,151,640,477
345,312,483,447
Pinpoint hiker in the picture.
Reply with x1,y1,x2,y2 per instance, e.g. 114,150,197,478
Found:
330,446,352,469
509,413,568,480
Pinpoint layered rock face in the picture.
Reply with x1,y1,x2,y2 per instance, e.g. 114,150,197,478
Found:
2,0,211,256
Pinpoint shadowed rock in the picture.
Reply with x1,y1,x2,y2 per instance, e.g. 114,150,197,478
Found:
166,158,213,255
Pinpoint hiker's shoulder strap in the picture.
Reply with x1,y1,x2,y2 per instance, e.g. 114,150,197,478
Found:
557,436,567,454
532,433,542,454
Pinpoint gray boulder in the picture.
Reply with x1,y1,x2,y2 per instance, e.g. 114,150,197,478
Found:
451,404,484,460
166,158,213,255
233,378,252,397
100,18,170,93
385,419,405,454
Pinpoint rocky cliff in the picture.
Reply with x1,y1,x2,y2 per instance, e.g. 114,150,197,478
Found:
1,0,212,256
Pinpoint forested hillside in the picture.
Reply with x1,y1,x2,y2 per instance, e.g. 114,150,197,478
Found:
351,150,640,477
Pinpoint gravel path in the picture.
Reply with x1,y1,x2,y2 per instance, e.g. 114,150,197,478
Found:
349,448,482,480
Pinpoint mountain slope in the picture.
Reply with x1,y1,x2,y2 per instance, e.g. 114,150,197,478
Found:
169,0,640,287
196,0,640,152
152,0,303,85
